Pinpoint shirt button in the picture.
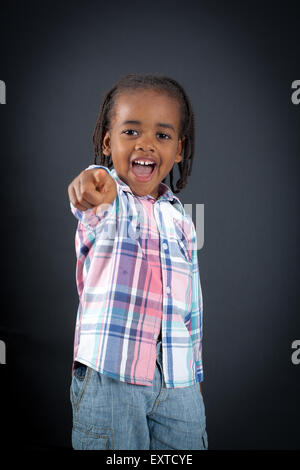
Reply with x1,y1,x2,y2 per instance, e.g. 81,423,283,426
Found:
166,286,171,294
162,242,168,250
153,333,158,339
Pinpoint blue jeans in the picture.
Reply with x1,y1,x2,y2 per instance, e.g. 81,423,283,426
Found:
70,340,208,450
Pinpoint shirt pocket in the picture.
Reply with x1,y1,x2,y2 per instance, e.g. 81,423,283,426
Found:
121,214,147,260
117,234,147,261
173,218,193,264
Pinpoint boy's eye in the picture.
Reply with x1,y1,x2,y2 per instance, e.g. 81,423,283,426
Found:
123,129,138,136
157,133,171,140
123,130,171,139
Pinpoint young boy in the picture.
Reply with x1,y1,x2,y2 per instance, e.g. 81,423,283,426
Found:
68,74,207,450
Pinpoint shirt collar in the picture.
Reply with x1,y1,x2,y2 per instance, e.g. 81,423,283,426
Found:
110,168,185,215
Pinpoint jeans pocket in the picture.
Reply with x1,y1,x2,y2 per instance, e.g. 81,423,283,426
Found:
74,361,88,380
72,421,113,450
71,362,92,412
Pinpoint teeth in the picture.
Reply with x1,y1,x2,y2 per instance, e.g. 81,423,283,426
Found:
133,160,154,166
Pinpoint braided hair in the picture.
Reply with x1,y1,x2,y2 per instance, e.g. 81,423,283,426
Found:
92,73,195,194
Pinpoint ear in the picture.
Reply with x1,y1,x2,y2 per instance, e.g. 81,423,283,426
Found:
175,136,186,163
102,130,111,156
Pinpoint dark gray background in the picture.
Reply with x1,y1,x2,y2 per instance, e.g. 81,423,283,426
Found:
0,0,299,450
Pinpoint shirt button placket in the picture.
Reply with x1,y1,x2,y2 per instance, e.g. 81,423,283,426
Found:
162,242,171,294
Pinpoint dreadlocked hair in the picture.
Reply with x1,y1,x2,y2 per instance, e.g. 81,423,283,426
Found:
92,73,195,194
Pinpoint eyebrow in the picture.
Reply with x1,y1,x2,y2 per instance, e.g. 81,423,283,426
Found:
121,120,176,132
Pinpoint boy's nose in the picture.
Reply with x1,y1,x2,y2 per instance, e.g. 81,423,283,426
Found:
135,143,154,152
135,140,155,152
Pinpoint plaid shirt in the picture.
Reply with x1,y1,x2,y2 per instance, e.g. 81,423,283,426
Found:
70,164,204,388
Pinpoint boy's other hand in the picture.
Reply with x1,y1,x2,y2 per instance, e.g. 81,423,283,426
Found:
68,168,117,214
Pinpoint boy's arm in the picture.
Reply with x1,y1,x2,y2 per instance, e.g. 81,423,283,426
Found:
70,165,117,297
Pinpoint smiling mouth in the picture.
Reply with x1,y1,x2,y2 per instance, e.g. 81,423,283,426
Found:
130,161,157,181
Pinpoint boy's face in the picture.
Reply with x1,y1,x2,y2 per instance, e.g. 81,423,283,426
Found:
102,89,184,199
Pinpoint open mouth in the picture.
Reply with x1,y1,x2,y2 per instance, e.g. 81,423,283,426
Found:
130,161,157,182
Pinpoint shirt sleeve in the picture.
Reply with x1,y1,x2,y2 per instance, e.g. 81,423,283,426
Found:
69,164,116,232
190,219,204,383
74,220,95,298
